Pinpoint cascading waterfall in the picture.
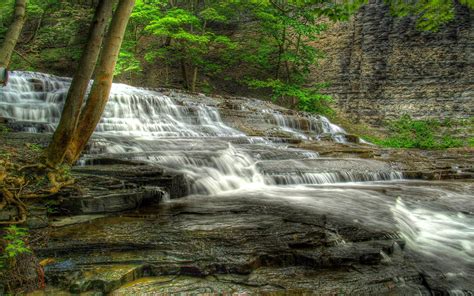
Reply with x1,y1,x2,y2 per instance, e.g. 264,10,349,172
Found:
1,71,473,290
0,71,403,195
265,110,347,142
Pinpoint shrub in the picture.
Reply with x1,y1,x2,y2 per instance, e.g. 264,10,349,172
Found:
364,115,468,149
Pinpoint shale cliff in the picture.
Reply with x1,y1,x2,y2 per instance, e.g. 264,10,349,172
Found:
312,0,474,125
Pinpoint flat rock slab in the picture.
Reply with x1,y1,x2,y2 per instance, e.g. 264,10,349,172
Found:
31,186,453,295
73,164,188,199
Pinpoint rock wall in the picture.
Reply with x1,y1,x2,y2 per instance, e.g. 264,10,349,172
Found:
312,0,474,125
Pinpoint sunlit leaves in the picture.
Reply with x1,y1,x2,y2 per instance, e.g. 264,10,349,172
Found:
200,7,227,22
389,0,474,31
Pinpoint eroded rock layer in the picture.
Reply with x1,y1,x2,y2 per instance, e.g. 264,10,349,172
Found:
312,1,474,124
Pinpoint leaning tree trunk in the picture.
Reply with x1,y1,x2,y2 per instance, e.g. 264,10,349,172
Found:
46,0,116,168
0,0,27,68
65,0,136,164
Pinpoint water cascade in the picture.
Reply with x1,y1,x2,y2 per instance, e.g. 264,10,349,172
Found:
1,71,473,291
0,71,402,194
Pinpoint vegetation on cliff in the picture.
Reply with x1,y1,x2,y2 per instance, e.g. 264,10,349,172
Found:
361,116,474,149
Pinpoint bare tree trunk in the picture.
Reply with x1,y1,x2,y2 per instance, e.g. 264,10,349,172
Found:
180,58,189,89
46,0,116,168
65,0,136,164
191,67,198,92
0,0,27,68
26,10,45,44
275,26,286,80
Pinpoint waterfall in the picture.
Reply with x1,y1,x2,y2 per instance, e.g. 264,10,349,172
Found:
0,71,403,195
265,110,347,142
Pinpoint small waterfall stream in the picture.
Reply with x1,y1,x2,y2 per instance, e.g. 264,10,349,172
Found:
1,71,473,291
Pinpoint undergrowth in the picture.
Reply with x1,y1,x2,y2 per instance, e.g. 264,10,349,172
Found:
362,115,473,149
1,225,31,270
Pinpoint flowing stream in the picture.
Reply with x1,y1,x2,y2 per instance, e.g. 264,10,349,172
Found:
1,71,473,292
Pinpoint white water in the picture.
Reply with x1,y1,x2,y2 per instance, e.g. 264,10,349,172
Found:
265,110,347,142
1,71,473,291
393,198,474,267
0,71,403,194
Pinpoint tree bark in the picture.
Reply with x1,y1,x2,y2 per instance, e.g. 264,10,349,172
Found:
46,0,116,168
0,0,27,68
180,58,189,89
65,0,136,164
191,66,198,92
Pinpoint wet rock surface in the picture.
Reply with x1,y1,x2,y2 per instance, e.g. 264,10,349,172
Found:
38,163,187,216
31,192,432,295
297,141,474,180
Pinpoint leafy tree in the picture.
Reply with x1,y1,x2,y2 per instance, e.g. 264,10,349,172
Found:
120,0,236,90
235,0,358,113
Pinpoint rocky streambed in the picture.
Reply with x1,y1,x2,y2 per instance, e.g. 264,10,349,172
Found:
0,72,473,295
3,133,471,295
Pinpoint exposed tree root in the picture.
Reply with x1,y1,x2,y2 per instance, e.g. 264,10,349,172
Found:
0,158,75,225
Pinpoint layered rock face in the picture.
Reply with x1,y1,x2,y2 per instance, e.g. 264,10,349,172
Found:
312,0,474,124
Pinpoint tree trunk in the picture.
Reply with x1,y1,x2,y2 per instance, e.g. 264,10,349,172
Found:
180,58,189,89
275,26,286,80
26,9,45,44
191,67,198,92
0,0,27,68
65,0,136,164
46,0,116,168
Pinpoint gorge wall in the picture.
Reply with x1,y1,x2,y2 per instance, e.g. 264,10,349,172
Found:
312,0,474,125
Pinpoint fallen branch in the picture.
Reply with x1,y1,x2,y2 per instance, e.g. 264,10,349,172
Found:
13,49,34,66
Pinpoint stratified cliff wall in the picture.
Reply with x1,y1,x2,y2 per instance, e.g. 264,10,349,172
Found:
312,0,473,125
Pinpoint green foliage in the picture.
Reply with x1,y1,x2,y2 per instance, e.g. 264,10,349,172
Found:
389,0,474,31
232,0,353,113
0,124,10,137
246,79,334,115
365,115,469,149
136,1,236,87
468,137,474,147
26,143,43,152
4,1,93,73
3,226,30,258
0,0,14,36
115,48,142,75
36,4,93,49
42,48,82,64
1,226,31,269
